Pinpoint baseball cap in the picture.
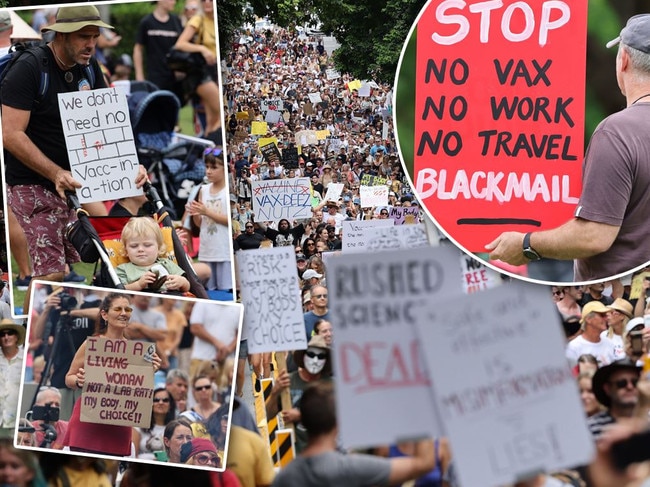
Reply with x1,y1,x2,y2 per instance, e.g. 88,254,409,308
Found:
606,14,650,53
580,301,612,324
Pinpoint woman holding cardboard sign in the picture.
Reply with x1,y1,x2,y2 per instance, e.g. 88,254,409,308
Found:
62,293,162,456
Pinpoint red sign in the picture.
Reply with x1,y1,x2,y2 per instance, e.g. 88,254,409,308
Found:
413,0,587,252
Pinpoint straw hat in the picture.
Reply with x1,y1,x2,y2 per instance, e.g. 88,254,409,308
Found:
41,5,114,33
0,319,25,346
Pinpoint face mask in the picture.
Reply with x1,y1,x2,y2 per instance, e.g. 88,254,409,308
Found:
303,348,326,374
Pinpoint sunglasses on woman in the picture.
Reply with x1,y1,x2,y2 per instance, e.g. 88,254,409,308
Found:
195,454,220,467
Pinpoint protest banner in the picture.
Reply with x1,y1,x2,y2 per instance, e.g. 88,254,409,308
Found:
81,336,155,428
323,183,344,203
238,247,306,354
341,219,393,253
316,129,330,140
361,224,430,253
260,141,282,164
261,98,283,113
360,185,388,207
414,283,594,487
326,244,463,448
252,177,312,222
388,206,420,225
58,87,141,203
412,0,587,252
460,254,502,294
282,146,299,168
358,83,371,97
360,174,388,187
308,92,322,104
251,121,268,136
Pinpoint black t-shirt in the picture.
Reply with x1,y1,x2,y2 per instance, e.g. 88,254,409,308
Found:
2,46,107,192
265,224,305,247
135,13,183,91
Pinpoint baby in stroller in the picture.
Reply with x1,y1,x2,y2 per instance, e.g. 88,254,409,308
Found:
116,217,190,293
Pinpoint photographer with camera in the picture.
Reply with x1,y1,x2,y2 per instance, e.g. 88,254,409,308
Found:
31,286,99,419
29,386,67,449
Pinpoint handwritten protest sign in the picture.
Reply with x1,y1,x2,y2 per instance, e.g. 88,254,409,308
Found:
341,219,393,253
362,224,430,253
360,174,388,187
460,254,502,294
282,146,299,168
81,337,155,428
251,121,268,135
265,110,282,124
326,68,341,80
261,98,283,113
252,178,312,222
58,87,141,203
414,283,594,487
360,185,388,207
327,245,463,448
388,206,420,225
324,183,344,203
295,130,318,146
412,0,587,252
316,130,330,140
259,141,282,164
308,93,322,104
238,247,306,353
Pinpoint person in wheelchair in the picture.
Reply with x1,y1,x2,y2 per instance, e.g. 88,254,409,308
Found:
116,217,190,293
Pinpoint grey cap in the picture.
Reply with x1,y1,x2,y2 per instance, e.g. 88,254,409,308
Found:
606,14,650,53
0,11,12,33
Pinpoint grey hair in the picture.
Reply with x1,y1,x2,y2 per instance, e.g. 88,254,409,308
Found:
621,43,650,76
165,368,189,385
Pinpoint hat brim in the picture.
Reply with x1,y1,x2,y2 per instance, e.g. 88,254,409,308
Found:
592,360,641,408
42,19,114,33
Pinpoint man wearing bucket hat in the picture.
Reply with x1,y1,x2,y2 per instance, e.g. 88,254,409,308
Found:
565,301,617,367
2,6,146,305
487,13,650,281
587,358,641,440
0,320,25,438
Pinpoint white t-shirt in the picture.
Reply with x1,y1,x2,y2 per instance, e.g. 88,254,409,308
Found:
189,302,240,360
600,331,626,361
566,335,617,366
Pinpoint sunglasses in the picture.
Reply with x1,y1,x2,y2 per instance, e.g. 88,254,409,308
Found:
203,147,224,157
612,378,639,389
111,306,133,313
552,291,563,296
380,212,388,216
306,242,316,246
153,397,170,403
195,454,220,467
195,385,211,391
306,350,327,360
0,330,17,337
313,294,328,299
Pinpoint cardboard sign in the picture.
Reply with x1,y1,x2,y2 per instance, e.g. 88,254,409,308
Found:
282,147,299,168
252,177,312,222
629,272,650,301
388,206,420,225
238,247,306,353
81,337,155,428
58,87,142,203
326,244,463,448
460,254,503,294
236,111,249,120
324,183,344,203
412,0,587,252
360,185,389,208
260,141,282,164
251,121,268,135
341,219,394,253
414,283,594,487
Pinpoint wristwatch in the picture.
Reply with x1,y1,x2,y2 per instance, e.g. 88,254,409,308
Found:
522,232,542,261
